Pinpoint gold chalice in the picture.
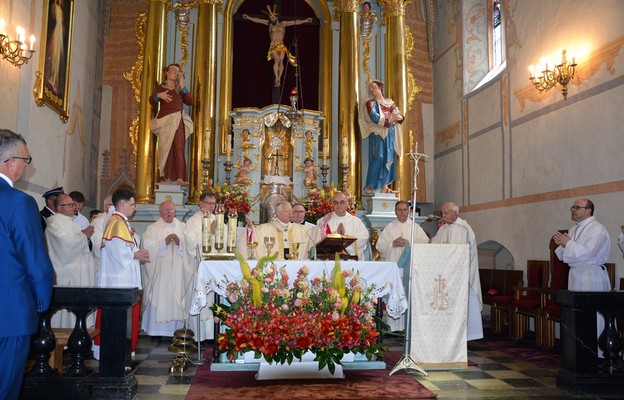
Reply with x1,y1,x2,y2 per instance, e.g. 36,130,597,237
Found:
247,241,258,260
288,242,300,260
264,236,275,256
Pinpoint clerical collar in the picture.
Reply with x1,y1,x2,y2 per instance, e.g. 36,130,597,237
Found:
275,219,289,229
333,212,349,220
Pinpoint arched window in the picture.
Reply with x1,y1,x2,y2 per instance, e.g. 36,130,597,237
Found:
463,0,506,93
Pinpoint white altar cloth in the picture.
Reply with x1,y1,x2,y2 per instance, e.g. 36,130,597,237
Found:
190,260,407,319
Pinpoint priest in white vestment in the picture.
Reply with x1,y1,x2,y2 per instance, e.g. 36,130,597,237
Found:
46,194,96,329
317,192,370,260
141,200,191,338
182,191,218,341
431,202,483,341
238,201,314,260
377,200,430,262
376,200,429,331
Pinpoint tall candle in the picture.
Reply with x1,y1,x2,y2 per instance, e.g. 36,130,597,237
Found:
203,129,210,160
29,35,35,51
214,212,224,251
201,212,211,255
341,137,348,165
322,138,329,163
0,19,6,36
225,136,231,162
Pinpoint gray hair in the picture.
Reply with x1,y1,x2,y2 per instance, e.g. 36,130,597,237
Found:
274,200,291,212
0,129,27,161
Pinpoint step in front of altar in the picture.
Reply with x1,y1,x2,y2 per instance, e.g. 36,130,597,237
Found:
210,350,386,373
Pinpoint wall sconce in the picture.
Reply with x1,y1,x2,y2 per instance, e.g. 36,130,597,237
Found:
529,50,577,100
0,18,35,68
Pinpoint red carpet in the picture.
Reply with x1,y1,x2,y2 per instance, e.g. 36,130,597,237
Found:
186,350,437,399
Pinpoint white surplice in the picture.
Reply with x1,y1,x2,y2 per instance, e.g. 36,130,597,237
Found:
376,218,429,331
182,210,216,341
45,213,95,329
431,218,483,341
377,218,429,262
141,217,191,336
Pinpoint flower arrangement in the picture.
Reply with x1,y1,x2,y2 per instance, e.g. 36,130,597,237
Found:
214,183,250,223
305,184,357,224
212,252,384,374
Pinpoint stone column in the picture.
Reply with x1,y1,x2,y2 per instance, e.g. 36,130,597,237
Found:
189,0,221,203
136,0,167,204
380,0,410,199
337,0,361,196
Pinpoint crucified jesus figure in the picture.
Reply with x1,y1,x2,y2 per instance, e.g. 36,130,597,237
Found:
243,5,312,87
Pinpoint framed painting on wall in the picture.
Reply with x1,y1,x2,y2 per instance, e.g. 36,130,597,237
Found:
33,0,75,123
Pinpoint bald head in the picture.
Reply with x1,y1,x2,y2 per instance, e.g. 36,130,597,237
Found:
332,192,349,217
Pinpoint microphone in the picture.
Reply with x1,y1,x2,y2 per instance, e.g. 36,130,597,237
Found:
426,214,452,224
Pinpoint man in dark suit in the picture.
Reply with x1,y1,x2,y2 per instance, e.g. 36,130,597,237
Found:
40,186,63,231
0,129,54,400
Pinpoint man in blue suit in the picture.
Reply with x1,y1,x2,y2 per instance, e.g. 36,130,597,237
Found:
0,129,54,400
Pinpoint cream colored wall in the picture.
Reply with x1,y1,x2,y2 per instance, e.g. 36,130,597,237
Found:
432,0,624,284
1,0,103,209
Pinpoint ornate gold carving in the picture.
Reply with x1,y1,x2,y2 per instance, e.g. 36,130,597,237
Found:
382,202,389,209
515,36,623,112
123,12,147,104
337,0,360,13
362,38,372,84
173,1,199,67
128,114,140,157
379,0,409,18
434,122,460,146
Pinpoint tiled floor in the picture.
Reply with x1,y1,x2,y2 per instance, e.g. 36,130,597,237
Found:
125,330,578,400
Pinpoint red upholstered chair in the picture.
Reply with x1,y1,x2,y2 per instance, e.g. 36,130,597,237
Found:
538,234,570,348
480,269,524,332
510,260,550,341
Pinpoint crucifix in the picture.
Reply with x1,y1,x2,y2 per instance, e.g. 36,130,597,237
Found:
270,149,283,176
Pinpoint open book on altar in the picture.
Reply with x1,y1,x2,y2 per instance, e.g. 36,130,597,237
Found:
315,234,358,261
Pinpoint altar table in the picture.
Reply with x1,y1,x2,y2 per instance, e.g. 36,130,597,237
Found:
190,260,407,319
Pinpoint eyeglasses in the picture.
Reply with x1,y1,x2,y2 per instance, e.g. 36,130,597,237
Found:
332,200,348,205
3,155,32,164
293,210,306,213
58,202,77,207
199,200,216,206
570,205,589,211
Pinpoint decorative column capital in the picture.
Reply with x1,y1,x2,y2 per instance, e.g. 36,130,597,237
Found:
336,0,360,14
378,0,409,17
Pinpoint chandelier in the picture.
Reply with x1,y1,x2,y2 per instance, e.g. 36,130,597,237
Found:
529,50,577,100
0,19,35,68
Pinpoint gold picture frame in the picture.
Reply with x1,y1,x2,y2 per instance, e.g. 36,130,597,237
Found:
33,0,75,123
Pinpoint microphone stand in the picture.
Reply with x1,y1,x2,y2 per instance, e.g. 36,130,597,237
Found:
389,149,428,376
